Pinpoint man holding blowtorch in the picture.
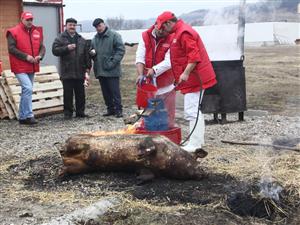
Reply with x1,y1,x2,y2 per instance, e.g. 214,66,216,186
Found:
156,11,217,154
135,24,176,127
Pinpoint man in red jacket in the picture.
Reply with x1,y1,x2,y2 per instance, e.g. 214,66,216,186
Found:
6,12,45,125
156,11,217,153
136,25,175,127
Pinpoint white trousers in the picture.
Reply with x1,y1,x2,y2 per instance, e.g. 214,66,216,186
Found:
182,91,205,151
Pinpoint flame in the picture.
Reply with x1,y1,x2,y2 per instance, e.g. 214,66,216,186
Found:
86,124,138,137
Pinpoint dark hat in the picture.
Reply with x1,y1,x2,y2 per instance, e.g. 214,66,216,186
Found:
93,18,104,27
66,18,77,24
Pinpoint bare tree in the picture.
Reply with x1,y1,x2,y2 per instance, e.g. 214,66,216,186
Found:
106,16,124,30
123,19,145,30
106,16,145,30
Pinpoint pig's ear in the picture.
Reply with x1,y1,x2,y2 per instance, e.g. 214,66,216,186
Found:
138,137,154,149
137,137,157,159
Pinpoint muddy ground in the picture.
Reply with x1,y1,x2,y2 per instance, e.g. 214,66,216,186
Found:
0,45,299,225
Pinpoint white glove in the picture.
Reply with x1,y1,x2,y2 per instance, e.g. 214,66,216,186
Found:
89,49,96,57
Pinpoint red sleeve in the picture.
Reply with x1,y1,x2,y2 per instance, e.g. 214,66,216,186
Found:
180,32,201,63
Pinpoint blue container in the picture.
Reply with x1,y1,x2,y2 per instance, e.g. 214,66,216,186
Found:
144,98,169,131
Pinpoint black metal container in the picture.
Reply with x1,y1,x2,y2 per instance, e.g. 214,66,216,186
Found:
201,60,247,122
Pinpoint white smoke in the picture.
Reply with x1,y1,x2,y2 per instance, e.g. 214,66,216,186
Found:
259,176,283,201
203,8,238,26
198,1,246,61
253,137,283,201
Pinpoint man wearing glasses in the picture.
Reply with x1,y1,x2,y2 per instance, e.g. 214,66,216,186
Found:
6,12,45,125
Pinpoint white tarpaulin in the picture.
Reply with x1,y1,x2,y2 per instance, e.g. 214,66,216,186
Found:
80,22,300,61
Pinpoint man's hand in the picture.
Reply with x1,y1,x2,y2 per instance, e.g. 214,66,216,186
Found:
89,49,96,56
84,72,90,87
146,68,155,77
26,55,35,63
136,74,144,85
67,44,76,51
178,72,189,84
34,55,42,64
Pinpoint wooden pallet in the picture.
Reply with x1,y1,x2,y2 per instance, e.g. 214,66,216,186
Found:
0,96,9,119
0,66,63,119
0,79,15,119
0,79,19,117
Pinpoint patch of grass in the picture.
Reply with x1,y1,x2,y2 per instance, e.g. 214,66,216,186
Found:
86,64,137,109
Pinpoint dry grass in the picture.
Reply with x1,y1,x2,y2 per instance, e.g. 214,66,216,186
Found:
1,45,299,225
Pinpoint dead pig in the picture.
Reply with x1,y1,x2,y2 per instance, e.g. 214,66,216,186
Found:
59,133,208,182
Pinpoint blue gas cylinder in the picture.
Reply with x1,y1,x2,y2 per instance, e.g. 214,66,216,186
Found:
144,98,169,131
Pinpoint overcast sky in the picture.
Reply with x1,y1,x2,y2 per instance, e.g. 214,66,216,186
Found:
63,0,260,21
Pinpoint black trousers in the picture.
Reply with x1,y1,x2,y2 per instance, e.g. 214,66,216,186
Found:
98,76,122,113
62,79,85,116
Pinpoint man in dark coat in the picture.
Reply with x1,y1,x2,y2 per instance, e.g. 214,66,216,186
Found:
90,18,125,118
52,18,91,119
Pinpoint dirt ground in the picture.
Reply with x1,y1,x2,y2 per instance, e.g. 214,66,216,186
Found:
0,45,299,225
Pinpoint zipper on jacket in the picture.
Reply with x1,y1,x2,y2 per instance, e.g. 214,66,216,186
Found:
28,29,35,71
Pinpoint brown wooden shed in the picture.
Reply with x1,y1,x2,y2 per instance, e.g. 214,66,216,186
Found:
0,0,63,72
0,0,23,71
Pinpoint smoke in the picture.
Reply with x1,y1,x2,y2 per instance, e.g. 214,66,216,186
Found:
199,1,245,61
259,176,283,201
202,0,288,26
199,0,292,60
254,137,283,201
203,7,238,26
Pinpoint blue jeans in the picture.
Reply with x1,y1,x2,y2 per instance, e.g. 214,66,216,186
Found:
16,73,34,120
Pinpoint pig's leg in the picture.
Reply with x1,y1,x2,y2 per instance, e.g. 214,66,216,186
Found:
136,168,155,184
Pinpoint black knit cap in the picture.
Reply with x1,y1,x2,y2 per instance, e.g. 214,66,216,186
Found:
93,18,104,27
66,18,77,24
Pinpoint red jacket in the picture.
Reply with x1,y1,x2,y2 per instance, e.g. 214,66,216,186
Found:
142,26,174,88
170,20,217,94
7,23,42,74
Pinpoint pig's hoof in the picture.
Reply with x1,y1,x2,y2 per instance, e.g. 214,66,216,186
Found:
58,168,67,178
194,148,208,158
136,169,155,185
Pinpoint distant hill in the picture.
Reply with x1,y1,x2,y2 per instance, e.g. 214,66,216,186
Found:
79,0,299,32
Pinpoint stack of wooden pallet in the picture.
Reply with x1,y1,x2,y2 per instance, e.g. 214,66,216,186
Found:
0,66,63,119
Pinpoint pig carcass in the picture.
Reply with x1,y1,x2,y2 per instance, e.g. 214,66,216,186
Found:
59,133,207,182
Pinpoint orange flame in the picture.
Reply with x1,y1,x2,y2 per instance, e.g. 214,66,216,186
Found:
86,124,138,137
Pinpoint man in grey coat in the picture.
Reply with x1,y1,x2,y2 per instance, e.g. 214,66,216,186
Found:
90,18,125,118
52,18,91,119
